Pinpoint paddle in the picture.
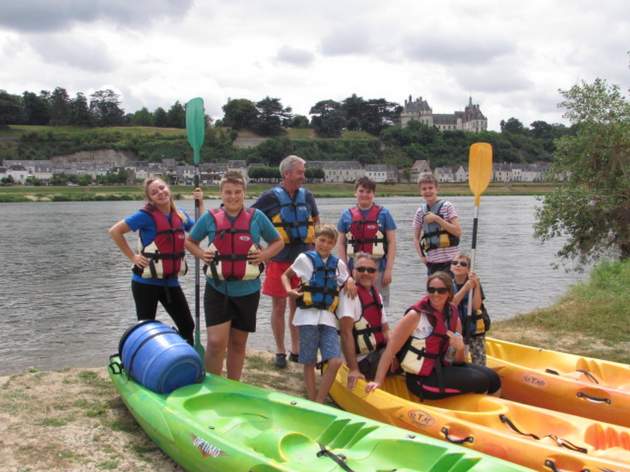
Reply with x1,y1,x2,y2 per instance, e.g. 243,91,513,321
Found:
467,143,493,319
186,97,206,359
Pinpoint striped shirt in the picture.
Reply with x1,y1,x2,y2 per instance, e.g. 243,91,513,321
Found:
412,200,459,263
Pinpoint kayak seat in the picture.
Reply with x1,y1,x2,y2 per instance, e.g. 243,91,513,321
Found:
584,423,630,451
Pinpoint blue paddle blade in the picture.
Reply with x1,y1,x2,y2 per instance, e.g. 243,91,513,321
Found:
186,98,205,164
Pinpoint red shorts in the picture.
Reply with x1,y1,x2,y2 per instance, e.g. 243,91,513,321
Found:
262,260,300,298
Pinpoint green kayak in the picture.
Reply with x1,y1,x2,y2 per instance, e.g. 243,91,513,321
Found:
108,356,529,472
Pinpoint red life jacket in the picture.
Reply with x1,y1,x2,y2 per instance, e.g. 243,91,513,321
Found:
136,204,186,279
208,208,261,281
353,285,386,354
347,205,387,257
398,296,458,377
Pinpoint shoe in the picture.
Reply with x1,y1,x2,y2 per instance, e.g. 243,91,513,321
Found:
289,352,299,363
274,353,287,368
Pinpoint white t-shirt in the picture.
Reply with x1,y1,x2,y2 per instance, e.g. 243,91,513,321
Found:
337,290,388,361
412,313,435,339
291,253,349,328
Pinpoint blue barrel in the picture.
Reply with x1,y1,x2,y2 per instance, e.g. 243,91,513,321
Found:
119,320,203,394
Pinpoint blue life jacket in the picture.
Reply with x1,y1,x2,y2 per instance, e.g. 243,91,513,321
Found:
453,280,489,339
270,187,315,244
420,200,459,253
297,250,340,312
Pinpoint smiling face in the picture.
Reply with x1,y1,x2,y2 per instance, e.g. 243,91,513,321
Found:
426,272,453,310
283,161,306,190
450,255,470,278
355,185,375,209
353,255,377,288
220,181,245,215
419,182,438,205
146,179,172,208
314,234,336,258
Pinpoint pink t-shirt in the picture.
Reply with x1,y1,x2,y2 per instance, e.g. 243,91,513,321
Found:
412,200,459,263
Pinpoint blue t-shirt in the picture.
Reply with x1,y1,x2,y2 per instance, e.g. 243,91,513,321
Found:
251,187,319,262
125,208,195,287
337,205,397,272
189,208,280,297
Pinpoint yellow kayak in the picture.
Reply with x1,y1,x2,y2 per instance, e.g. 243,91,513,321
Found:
486,337,630,427
330,364,630,471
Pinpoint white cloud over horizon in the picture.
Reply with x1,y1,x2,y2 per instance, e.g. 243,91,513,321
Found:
0,0,628,130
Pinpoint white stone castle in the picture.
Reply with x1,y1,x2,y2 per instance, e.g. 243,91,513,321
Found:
401,95,488,132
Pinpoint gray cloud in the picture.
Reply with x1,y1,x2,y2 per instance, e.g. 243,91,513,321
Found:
404,34,514,65
275,46,315,66
320,28,374,56
454,68,533,94
0,0,194,32
28,34,115,72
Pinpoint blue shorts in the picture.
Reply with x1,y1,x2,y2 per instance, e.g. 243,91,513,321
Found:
298,325,341,365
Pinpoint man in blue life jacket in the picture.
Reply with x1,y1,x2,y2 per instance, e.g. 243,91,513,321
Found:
252,155,320,368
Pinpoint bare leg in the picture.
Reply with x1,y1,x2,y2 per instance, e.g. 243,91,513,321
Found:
271,296,287,354
303,364,317,401
226,328,249,381
316,357,343,403
288,297,299,355
205,321,231,376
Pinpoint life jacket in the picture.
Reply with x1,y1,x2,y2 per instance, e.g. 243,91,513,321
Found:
352,285,386,354
133,204,187,279
453,280,490,339
396,297,458,378
269,186,315,245
345,205,387,259
420,200,459,253
205,208,263,281
297,250,340,312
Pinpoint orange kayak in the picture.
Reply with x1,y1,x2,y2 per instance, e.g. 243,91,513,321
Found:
330,364,630,472
486,337,630,427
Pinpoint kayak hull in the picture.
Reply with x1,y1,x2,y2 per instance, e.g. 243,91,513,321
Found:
329,364,630,472
108,356,528,472
486,337,630,427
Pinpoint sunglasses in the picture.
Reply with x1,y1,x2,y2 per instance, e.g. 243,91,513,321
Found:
355,267,377,274
427,286,449,294
451,260,469,267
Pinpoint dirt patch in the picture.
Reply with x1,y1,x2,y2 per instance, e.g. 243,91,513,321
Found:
0,351,306,472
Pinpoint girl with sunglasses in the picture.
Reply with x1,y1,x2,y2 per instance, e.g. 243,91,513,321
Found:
451,254,489,366
365,271,500,399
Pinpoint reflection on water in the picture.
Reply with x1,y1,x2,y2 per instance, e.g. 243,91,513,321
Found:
0,196,585,374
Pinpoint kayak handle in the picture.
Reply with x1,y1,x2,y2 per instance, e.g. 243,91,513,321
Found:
440,426,474,445
576,391,611,404
544,458,591,472
108,353,122,375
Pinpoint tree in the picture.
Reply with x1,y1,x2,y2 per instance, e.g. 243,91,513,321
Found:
131,107,153,126
360,98,402,135
534,79,630,263
0,90,22,128
89,89,124,126
22,91,50,125
153,107,168,127
255,97,291,136
166,101,186,128
49,87,71,125
69,92,92,126
222,98,259,130
289,115,309,128
500,117,526,134
310,99,346,138
342,94,365,131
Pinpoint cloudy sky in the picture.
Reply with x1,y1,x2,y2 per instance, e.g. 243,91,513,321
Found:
1,0,628,130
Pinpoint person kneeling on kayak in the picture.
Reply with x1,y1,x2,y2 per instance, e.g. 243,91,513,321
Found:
365,272,500,400
338,252,396,389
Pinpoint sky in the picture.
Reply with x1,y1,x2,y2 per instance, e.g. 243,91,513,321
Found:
0,0,628,131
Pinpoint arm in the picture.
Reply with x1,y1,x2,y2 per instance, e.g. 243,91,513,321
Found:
470,274,483,311
248,238,284,265
413,226,426,264
108,220,147,268
337,232,348,264
339,316,363,389
281,267,302,299
423,213,462,238
382,229,396,286
184,236,214,264
192,187,205,214
365,312,419,392
446,317,466,364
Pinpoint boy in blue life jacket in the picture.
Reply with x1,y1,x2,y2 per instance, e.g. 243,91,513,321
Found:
281,224,356,403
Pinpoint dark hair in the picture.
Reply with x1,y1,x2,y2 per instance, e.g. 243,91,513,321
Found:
355,176,376,192
427,271,454,302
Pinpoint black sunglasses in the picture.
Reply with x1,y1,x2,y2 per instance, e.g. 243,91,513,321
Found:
451,260,469,267
355,267,377,274
427,286,449,294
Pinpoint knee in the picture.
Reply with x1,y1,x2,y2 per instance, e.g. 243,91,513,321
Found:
229,336,247,354
486,370,501,394
327,357,343,370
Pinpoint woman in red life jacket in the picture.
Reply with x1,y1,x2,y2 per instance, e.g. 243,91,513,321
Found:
186,172,284,380
109,178,204,345
365,272,500,399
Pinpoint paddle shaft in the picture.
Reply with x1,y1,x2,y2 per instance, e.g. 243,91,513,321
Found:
193,170,202,350
467,205,479,317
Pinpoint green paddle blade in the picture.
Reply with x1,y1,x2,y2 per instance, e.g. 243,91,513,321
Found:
186,98,205,165
468,142,493,206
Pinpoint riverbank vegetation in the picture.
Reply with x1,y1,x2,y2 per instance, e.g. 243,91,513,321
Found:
0,182,557,202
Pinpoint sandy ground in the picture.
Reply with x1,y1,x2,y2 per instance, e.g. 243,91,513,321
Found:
0,351,305,472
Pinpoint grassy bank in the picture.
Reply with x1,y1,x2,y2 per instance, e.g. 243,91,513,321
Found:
492,259,630,364
0,182,556,202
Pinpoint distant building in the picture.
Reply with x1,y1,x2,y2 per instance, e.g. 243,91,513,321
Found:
365,164,398,183
401,96,487,132
309,161,365,183
409,160,432,183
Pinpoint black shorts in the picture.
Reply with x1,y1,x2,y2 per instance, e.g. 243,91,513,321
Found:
406,363,501,400
203,283,260,333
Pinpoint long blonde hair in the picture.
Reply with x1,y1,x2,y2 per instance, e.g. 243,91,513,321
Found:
143,178,177,214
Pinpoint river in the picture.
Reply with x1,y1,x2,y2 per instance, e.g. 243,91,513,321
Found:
0,196,586,375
